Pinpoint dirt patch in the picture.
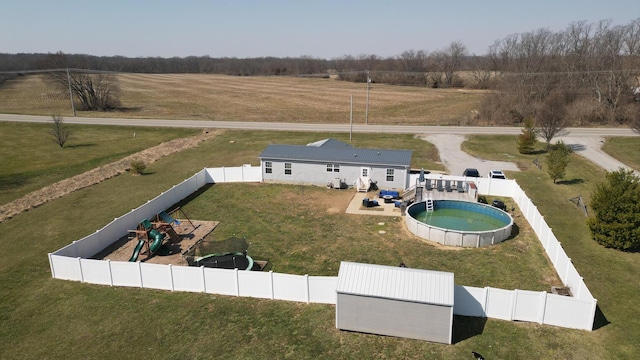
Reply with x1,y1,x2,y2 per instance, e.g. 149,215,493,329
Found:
0,129,221,223
95,219,219,265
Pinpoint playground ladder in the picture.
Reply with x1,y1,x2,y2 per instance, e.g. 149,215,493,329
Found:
426,196,434,212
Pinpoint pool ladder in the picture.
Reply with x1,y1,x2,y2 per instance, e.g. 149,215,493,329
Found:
425,196,434,212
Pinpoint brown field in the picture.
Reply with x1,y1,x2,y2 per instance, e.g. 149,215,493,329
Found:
0,73,487,125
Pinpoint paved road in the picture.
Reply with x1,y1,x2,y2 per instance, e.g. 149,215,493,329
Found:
1,113,638,137
1,113,638,175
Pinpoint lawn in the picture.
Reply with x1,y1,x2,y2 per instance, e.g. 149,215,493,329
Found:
2,126,637,359
0,74,486,125
602,136,640,171
0,122,199,205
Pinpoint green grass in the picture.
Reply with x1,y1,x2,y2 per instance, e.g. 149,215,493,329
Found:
0,122,199,205
602,136,640,171
0,129,638,359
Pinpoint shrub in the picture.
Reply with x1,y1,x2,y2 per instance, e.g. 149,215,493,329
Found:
129,160,146,175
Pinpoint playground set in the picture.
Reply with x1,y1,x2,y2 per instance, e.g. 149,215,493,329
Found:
104,208,269,271
127,208,197,262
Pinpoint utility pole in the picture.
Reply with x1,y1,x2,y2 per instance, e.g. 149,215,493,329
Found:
66,68,76,116
349,95,353,142
365,71,370,125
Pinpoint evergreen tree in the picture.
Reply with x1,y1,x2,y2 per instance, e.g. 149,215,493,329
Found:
587,169,640,250
517,117,537,154
546,140,571,183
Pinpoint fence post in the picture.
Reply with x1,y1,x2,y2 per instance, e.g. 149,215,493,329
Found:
201,266,207,293
169,264,175,292
48,253,55,279
305,274,310,304
554,243,561,267
510,289,518,320
138,262,143,288
482,287,489,317
77,257,84,283
545,227,553,250
575,277,583,298
270,271,274,300
235,268,240,296
107,260,113,286
564,259,572,283
536,291,546,324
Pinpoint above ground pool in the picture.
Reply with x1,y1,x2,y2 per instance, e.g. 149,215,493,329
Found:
406,199,513,247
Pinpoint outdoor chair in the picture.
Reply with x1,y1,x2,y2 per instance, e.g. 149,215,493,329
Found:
445,180,453,192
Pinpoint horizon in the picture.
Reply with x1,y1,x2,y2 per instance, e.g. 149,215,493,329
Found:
2,1,639,60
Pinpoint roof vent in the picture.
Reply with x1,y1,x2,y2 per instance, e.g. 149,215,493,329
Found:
354,154,357,157
377,152,380,155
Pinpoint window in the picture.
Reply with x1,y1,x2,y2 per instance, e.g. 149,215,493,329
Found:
333,164,340,173
265,161,272,174
362,168,369,177
284,162,292,175
326,164,333,172
386,169,394,182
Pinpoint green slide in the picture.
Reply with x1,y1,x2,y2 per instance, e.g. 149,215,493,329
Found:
128,230,164,262
129,239,146,262
149,229,164,253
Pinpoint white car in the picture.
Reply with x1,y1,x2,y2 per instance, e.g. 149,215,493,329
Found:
488,170,507,179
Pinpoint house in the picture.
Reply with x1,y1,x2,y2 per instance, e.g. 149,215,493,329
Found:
258,139,412,190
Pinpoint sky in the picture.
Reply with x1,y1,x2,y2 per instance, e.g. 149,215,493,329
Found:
2,0,639,59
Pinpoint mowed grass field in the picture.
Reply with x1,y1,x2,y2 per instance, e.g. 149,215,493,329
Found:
0,73,485,125
0,122,199,205
1,123,639,358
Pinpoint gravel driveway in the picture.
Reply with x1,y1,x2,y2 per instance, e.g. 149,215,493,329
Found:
557,136,640,176
421,134,520,176
422,134,639,177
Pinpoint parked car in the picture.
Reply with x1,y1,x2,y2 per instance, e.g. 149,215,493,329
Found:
488,170,507,179
462,168,480,177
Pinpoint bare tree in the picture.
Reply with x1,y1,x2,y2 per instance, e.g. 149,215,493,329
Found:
50,115,71,148
46,52,121,111
537,93,568,148
432,41,467,87
397,49,428,72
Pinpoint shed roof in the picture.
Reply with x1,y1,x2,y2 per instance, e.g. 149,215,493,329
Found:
336,262,454,306
259,139,412,167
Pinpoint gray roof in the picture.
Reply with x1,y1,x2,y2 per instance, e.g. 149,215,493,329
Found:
259,139,412,167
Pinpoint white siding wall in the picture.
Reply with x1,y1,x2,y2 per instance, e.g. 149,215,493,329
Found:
336,293,452,344
262,160,408,189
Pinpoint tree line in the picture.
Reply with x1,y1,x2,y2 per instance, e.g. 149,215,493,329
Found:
1,18,638,128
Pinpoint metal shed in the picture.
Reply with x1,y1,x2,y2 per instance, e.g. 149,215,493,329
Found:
336,262,454,344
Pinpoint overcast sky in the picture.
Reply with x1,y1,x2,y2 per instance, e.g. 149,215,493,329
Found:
3,0,639,59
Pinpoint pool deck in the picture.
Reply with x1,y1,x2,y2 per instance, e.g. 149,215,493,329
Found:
346,188,476,217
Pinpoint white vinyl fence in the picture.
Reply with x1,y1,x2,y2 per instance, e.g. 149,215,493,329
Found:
49,168,596,330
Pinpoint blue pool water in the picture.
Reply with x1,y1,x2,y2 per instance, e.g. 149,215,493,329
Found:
408,200,511,232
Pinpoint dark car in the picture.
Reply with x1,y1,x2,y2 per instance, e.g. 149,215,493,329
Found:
492,199,507,211
463,168,480,177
